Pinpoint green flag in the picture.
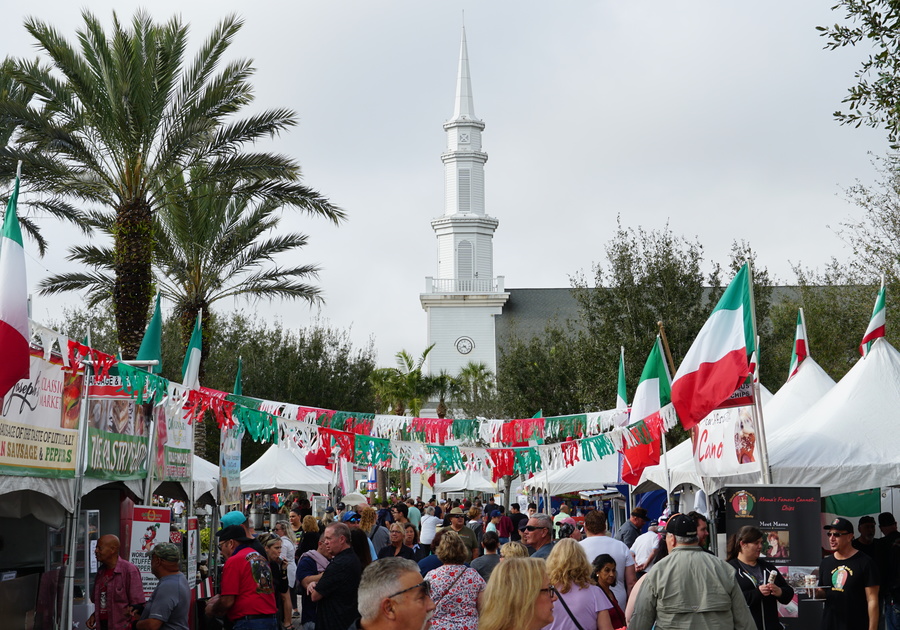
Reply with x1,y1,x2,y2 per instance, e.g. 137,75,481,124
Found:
181,311,202,388
136,293,163,374
233,357,243,396
616,346,627,410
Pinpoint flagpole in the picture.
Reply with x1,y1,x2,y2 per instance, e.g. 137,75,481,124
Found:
656,325,677,513
61,337,94,630
745,263,773,484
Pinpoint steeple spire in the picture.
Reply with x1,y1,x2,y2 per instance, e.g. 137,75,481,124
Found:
452,26,478,121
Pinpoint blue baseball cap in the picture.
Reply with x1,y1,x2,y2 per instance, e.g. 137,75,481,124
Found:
221,511,247,528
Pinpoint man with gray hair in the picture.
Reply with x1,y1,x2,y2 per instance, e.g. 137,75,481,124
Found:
523,513,555,559
630,514,755,630
349,557,435,630
135,543,190,630
308,522,362,630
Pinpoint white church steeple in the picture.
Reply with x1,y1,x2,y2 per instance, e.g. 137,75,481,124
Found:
421,27,508,383
433,27,497,286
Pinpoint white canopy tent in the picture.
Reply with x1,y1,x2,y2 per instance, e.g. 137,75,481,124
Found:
434,470,497,493
241,445,333,494
770,338,900,496
523,454,620,495
635,361,835,495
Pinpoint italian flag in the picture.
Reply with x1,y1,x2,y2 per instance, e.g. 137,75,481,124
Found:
787,308,808,380
615,346,628,425
621,336,671,486
860,282,885,356
136,292,163,374
181,311,202,389
0,168,29,397
671,264,755,430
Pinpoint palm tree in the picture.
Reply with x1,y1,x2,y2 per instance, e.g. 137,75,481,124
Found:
39,166,344,457
430,370,455,419
0,57,86,254
2,11,328,357
452,361,497,417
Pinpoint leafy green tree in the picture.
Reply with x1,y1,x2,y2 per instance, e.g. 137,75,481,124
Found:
3,11,329,357
768,261,886,383
818,1,900,148
571,220,721,412
495,325,582,418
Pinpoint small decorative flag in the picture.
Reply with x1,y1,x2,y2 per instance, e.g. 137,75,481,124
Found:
788,308,808,380
181,311,202,389
136,292,163,374
860,281,886,356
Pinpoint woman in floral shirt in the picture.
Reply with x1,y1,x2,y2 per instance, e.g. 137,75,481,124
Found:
426,531,485,630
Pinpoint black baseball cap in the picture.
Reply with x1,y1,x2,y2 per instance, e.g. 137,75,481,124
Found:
216,524,252,543
665,514,697,537
824,517,854,534
859,515,876,526
879,512,897,527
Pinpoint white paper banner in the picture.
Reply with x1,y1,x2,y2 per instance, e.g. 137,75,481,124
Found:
691,406,761,478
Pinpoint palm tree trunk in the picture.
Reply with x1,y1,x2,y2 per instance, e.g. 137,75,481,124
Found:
113,199,153,359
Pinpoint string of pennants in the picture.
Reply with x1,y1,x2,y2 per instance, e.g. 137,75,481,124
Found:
31,323,680,477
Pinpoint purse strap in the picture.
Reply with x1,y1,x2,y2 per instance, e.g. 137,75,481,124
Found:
432,567,469,605
554,588,587,630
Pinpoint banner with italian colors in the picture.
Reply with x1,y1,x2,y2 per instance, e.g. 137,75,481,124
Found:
0,350,81,477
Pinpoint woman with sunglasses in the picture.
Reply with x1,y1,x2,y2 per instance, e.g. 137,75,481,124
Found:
257,533,293,630
544,539,614,630
726,526,794,630
480,558,556,630
377,523,417,561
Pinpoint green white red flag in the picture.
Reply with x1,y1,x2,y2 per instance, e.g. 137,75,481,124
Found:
616,346,627,410
860,282,885,356
0,167,29,397
136,292,163,374
788,308,808,380
181,311,202,389
671,263,755,430
621,336,671,485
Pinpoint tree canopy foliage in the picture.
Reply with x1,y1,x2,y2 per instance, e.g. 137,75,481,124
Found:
818,0,900,148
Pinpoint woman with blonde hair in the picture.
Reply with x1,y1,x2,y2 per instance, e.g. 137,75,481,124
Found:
427,531,485,630
480,557,557,630
499,540,529,560
297,514,321,555
544,538,613,630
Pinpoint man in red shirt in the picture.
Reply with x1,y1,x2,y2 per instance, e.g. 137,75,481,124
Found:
206,525,277,630
87,534,145,630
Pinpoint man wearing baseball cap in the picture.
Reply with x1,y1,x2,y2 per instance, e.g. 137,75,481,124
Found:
818,517,879,630
136,543,190,630
630,514,754,630
206,525,277,629
441,507,479,561
614,507,648,549
853,515,878,558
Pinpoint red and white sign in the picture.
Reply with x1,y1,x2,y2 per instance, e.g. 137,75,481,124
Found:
128,505,171,598
691,405,761,479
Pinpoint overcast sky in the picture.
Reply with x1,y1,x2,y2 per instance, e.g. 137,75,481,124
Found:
2,1,887,367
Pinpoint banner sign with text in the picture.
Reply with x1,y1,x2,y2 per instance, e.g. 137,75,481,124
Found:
155,405,193,483
186,516,198,588
85,373,150,480
219,426,243,506
129,505,171,598
0,351,81,477
723,485,822,626
691,405,761,478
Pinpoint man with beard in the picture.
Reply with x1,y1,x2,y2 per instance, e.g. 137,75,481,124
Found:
349,557,434,630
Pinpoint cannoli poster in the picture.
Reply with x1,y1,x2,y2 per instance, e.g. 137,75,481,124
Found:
0,350,81,477
724,485,822,567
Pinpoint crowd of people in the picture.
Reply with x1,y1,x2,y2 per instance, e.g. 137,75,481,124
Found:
86,494,900,630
